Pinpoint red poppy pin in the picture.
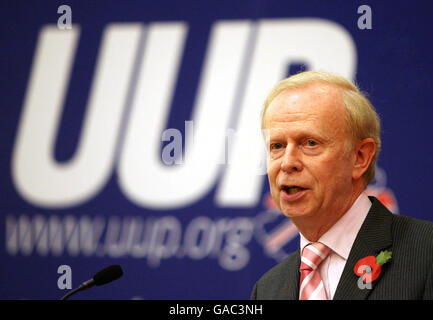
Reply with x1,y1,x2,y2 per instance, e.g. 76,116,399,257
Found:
354,250,392,283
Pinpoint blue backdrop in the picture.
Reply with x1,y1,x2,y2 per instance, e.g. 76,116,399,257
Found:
0,0,432,300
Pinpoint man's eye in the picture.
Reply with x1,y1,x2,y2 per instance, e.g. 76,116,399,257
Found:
306,140,317,147
271,143,284,150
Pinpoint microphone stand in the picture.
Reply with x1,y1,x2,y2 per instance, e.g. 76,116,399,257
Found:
60,286,84,300
60,280,94,300
59,265,122,300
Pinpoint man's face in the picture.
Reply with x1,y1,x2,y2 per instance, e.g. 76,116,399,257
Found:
264,83,356,222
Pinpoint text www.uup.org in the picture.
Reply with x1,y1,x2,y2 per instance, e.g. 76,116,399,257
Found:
5,214,254,271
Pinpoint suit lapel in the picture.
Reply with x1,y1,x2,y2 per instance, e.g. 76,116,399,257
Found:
333,197,393,300
276,248,301,299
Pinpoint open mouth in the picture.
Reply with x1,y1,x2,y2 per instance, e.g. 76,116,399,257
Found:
282,185,306,194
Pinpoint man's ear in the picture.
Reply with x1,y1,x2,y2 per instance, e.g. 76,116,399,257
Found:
352,138,376,180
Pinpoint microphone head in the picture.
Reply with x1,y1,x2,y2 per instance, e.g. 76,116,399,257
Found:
93,265,123,286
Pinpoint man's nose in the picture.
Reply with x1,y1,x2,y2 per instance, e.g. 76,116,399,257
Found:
280,144,303,173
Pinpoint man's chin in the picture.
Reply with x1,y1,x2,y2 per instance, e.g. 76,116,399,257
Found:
280,203,313,219
281,211,311,220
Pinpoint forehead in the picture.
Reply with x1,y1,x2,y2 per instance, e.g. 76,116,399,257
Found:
263,83,347,133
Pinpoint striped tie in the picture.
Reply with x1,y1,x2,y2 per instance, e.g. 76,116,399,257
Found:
299,242,331,300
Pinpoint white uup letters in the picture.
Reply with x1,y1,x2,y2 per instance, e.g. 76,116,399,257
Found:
12,19,356,209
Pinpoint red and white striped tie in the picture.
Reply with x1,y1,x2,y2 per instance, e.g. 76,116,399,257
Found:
299,242,331,300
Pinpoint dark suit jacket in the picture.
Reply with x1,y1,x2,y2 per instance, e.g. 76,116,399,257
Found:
251,197,433,300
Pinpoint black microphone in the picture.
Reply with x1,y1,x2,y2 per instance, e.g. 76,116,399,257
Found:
60,265,123,300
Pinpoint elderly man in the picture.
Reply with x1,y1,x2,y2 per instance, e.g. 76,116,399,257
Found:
250,71,433,300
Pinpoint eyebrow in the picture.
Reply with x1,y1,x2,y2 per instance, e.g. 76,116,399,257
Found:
266,126,331,141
